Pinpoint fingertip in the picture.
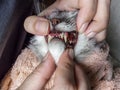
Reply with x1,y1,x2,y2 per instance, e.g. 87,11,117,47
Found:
24,16,49,35
75,64,90,90
77,10,94,33
58,48,74,65
85,21,107,40
54,49,75,86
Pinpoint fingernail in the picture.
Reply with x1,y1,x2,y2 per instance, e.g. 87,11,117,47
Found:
79,22,89,33
35,20,49,35
87,32,96,38
68,49,74,59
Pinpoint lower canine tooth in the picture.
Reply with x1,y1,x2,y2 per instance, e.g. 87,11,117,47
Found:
48,35,52,42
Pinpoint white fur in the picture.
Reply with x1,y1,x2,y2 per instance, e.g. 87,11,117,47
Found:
55,22,76,32
29,36,48,60
74,33,95,61
29,36,65,64
48,38,66,64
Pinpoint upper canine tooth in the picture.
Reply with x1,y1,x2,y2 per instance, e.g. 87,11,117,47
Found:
61,33,64,39
64,35,67,43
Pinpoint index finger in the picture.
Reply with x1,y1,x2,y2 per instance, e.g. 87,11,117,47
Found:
75,64,90,90
52,49,76,90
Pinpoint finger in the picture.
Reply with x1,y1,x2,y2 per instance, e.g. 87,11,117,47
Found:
38,0,59,16
85,0,110,41
39,0,76,17
24,16,50,35
95,30,106,42
75,64,90,90
77,0,98,33
52,49,76,89
17,52,56,90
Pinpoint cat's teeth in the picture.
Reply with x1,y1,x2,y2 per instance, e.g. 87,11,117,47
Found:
48,35,53,42
61,33,64,39
64,35,67,43
48,35,50,42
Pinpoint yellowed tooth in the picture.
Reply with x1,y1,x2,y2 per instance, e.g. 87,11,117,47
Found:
64,34,67,43
61,33,64,39
48,35,51,42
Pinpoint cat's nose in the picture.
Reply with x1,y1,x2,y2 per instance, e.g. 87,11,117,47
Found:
51,18,60,26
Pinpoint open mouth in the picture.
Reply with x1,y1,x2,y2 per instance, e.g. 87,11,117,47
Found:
46,18,78,48
46,31,78,48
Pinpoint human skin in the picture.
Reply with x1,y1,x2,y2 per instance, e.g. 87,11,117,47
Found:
24,0,111,42
17,49,89,90
21,0,111,89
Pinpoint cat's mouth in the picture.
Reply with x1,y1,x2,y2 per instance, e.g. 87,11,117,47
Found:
46,31,78,48
45,18,78,48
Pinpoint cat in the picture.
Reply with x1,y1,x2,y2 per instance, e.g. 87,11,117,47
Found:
0,10,113,90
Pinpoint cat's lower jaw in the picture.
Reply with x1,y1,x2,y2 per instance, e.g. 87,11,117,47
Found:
28,35,66,64
29,33,96,64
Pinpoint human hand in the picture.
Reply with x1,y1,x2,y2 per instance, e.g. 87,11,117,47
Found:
24,0,110,41
17,52,56,90
50,49,89,90
17,49,89,90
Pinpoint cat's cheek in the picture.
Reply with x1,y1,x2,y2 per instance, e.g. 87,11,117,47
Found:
48,38,66,64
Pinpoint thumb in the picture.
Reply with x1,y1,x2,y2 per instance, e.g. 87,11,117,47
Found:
53,49,76,88
24,16,50,35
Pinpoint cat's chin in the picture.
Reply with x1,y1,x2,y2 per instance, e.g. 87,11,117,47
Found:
28,33,97,64
48,37,66,64
29,36,66,64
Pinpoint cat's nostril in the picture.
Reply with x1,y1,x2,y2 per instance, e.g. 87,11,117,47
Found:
51,18,60,25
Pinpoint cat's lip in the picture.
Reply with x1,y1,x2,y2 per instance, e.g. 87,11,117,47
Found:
46,31,78,48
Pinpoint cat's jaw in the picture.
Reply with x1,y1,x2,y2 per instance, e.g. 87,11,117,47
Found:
29,36,66,64
28,10,96,64
28,33,95,64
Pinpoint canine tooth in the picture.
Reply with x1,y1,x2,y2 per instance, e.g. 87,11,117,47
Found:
61,33,64,39
64,35,67,43
48,35,52,42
